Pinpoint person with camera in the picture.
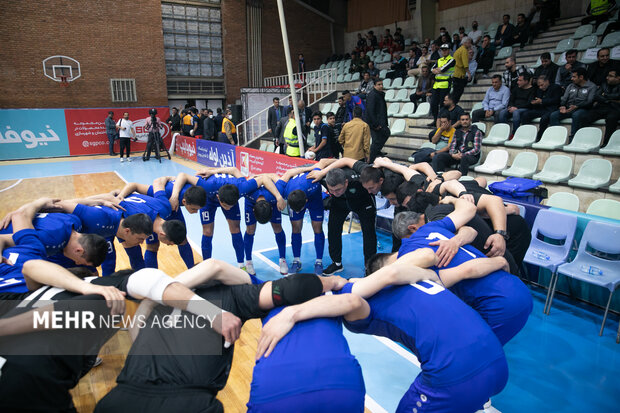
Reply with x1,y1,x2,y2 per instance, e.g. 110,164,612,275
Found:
144,108,164,161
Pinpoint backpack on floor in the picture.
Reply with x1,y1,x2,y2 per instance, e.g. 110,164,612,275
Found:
488,177,548,204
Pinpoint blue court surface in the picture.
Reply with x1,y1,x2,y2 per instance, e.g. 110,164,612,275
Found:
1,157,618,413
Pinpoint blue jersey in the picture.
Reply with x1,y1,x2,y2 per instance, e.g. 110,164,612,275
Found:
196,174,258,202
119,191,172,222
0,229,47,293
72,204,122,238
277,169,321,199
398,217,533,345
341,282,505,387
248,306,365,407
0,213,82,257
147,181,191,202
245,187,279,208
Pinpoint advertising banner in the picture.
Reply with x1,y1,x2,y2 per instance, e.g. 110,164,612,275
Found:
235,146,315,176
174,135,197,162
196,139,237,167
0,109,70,160
64,107,171,156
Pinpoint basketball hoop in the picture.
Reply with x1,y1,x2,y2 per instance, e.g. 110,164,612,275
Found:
60,76,69,87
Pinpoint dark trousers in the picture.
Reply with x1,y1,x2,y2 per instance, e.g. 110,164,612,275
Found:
119,138,131,158
106,132,116,155
522,108,553,141
410,92,427,110
145,132,162,160
432,151,480,175
588,105,620,146
218,132,238,145
430,87,450,121
549,109,589,140
471,108,500,123
451,77,468,105
484,215,531,268
327,197,377,264
369,126,389,163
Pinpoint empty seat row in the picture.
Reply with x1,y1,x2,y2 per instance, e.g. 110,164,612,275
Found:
546,192,620,219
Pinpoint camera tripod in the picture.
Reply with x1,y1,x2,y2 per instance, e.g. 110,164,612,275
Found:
142,119,171,163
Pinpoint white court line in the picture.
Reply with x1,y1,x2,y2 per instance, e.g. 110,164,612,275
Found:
373,335,421,367
365,395,389,413
0,179,23,193
113,170,129,183
254,251,281,271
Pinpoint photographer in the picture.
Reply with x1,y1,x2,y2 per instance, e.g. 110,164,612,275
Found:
144,108,164,161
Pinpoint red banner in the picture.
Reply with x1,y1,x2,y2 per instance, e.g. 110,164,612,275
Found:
64,107,171,155
174,134,197,162
235,146,315,176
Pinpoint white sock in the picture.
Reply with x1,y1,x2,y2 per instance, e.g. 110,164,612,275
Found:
246,260,253,266
293,257,300,262
335,262,341,266
316,259,322,264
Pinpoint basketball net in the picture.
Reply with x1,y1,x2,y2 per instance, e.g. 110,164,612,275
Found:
60,76,69,87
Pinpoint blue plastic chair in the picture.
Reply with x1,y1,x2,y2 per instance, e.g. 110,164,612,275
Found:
554,221,620,340
523,209,578,315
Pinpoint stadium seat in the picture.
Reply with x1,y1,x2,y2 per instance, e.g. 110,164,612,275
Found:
572,24,593,39
532,126,567,150
388,78,403,90
595,21,612,36
523,209,578,315
472,122,486,134
599,130,620,155
502,151,538,178
486,22,499,35
482,123,511,145
265,143,274,152
546,191,580,211
532,155,573,183
379,69,388,78
554,221,620,336
600,31,620,47
394,102,415,118
420,141,436,149
404,38,412,46
495,46,513,60
609,178,620,194
568,158,612,189
337,74,344,83
319,63,326,70
470,102,483,117
394,88,409,102
402,76,417,89
556,51,567,66
576,35,598,51
553,38,575,54
586,199,620,220
351,72,360,81
259,142,268,151
385,89,397,102
563,127,603,153
505,125,538,148
579,48,600,65
387,102,400,116
474,149,509,174
382,78,392,89
410,102,431,118
390,119,406,134
343,73,352,82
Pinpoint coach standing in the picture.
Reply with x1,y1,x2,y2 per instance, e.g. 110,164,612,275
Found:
105,111,117,156
365,79,389,163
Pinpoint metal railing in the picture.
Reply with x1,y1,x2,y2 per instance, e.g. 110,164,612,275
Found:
236,67,337,146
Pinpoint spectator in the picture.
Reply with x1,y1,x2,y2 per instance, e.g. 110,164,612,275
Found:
581,0,618,28
298,53,306,74
203,109,215,141
476,35,494,77
468,20,483,45
428,42,441,67
116,112,136,162
495,14,515,48
440,34,452,50
439,94,465,130
472,75,510,123
351,50,370,74
283,110,300,157
356,72,374,101
522,75,563,141
587,48,616,86
296,99,312,138
429,44,455,126
342,90,365,122
394,28,405,50
408,46,430,76
499,73,536,132
274,105,293,151
587,68,620,146
406,48,419,74
386,51,408,79
411,114,455,164
367,61,380,81
338,106,371,161
334,96,346,132
306,111,333,160
555,49,585,89
190,107,203,138
104,111,117,156
325,111,343,157
451,34,461,53
451,36,472,104
181,109,193,136
409,65,434,110
367,31,378,49
268,97,287,147
503,56,534,91
432,113,482,175
357,33,367,51
422,38,431,48
435,27,448,46
218,109,238,145
214,108,224,136
468,48,478,83
458,26,466,38
533,52,559,85
166,107,181,133
549,67,597,142
365,79,390,163
512,13,530,49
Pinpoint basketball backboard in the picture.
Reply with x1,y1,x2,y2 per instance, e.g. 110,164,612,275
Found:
42,55,81,83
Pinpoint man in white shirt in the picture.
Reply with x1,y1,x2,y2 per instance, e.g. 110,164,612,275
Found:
116,112,136,162
468,20,482,46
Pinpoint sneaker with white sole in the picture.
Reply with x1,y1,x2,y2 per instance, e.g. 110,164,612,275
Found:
323,262,343,275
314,261,323,275
127,157,132,162
120,158,124,162
93,357,103,367
279,258,289,275
290,261,301,273
245,261,256,276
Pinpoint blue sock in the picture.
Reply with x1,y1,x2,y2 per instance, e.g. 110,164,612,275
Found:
275,231,286,259
124,246,145,270
292,232,302,259
231,232,245,264
202,235,213,260
178,243,194,269
314,232,325,260
144,250,158,268
244,232,255,262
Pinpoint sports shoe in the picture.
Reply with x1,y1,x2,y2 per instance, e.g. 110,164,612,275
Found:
279,258,289,275
127,157,132,162
120,157,124,162
245,261,256,276
323,262,343,275
93,357,103,367
314,261,323,276
290,260,302,273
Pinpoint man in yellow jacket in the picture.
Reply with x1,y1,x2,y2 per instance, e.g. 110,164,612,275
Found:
283,111,300,157
218,109,238,145
338,106,370,161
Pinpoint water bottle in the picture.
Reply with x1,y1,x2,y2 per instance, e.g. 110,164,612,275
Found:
531,249,550,261
580,265,603,276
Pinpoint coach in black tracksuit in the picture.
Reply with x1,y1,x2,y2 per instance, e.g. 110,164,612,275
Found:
365,81,390,163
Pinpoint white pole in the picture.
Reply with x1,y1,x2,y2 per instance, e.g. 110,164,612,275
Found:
276,0,304,156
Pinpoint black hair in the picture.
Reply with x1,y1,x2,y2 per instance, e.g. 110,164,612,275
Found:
108,111,114,115
405,191,440,213
287,189,307,212
565,49,578,56
540,52,551,60
518,13,525,19
253,200,273,224
519,72,532,82
121,213,153,235
273,97,280,101
366,253,394,275
572,67,587,79
460,112,471,119
78,234,108,267
312,111,323,119
325,169,347,187
66,267,96,279
396,180,421,205
503,14,510,19
491,74,502,81
360,166,384,184
217,184,240,205
326,111,335,118
445,94,455,103
183,185,207,208
380,174,402,196
162,220,187,245
353,106,363,118
342,90,351,95
538,74,551,82
207,109,213,114
363,71,370,76
483,34,491,41
598,47,610,57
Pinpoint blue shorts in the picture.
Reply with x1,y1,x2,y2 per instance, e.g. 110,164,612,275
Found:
247,388,364,413
245,201,282,226
289,191,324,222
200,198,241,225
396,357,508,413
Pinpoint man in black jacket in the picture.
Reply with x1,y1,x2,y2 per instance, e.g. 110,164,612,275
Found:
587,48,617,86
166,107,181,134
586,68,620,146
386,51,408,79
203,109,215,140
268,97,287,147
495,14,515,48
476,35,494,77
499,73,536,132
365,79,389,163
522,74,563,141
533,53,559,86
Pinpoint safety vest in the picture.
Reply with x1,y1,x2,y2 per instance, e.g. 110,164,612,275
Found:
591,0,610,15
284,119,300,157
433,55,455,89
183,114,193,125
222,117,236,134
